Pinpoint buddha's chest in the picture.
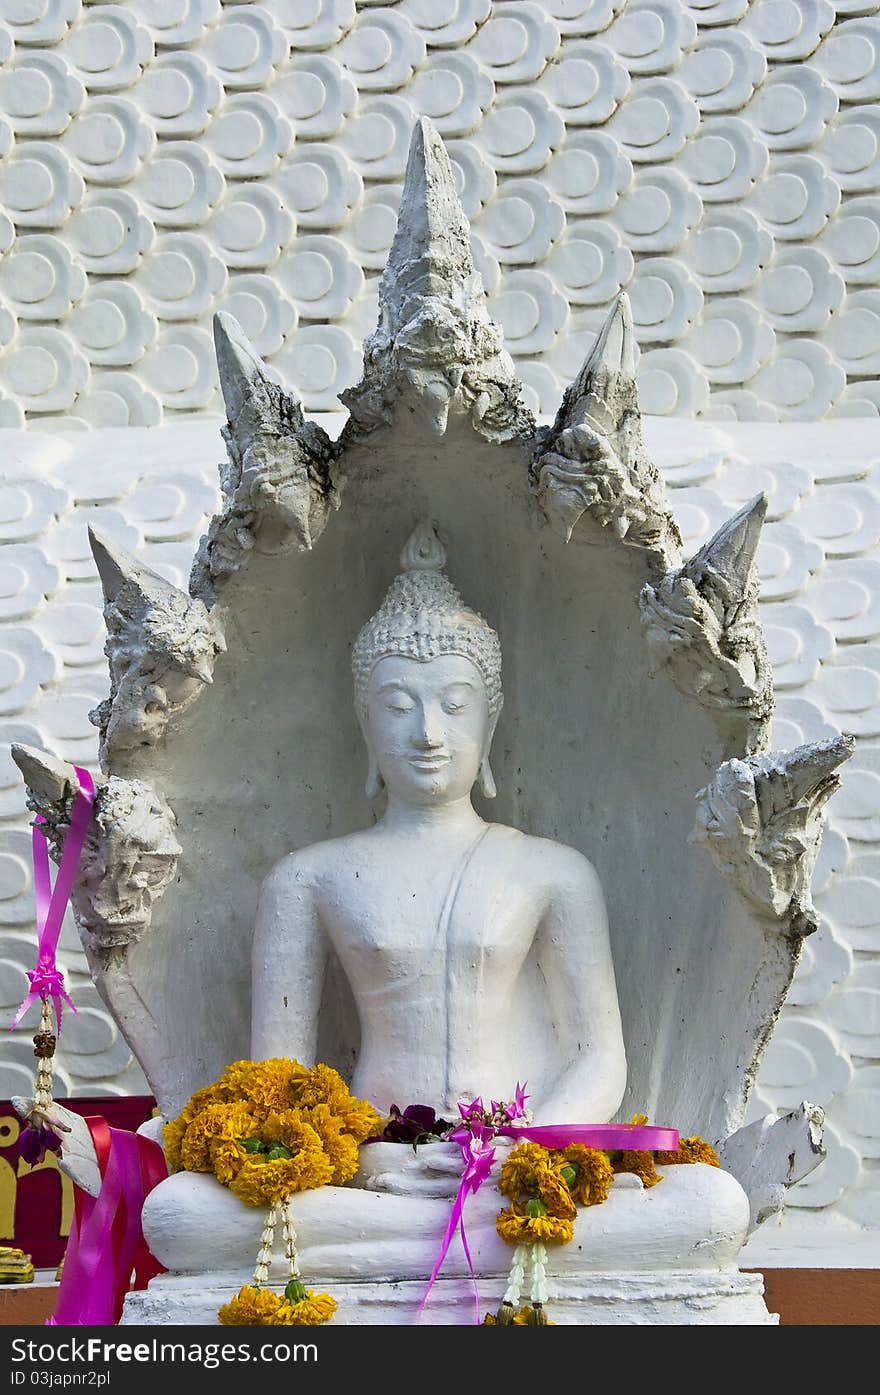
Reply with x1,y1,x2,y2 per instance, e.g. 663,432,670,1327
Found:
316,858,540,983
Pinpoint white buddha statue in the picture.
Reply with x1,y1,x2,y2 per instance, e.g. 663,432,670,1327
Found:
130,522,760,1325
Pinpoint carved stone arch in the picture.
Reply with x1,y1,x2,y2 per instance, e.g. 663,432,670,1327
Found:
13,120,850,1153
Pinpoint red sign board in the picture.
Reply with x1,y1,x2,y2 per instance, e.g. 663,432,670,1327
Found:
0,1097,157,1269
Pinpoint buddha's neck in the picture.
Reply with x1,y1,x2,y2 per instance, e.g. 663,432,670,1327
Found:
379,795,484,837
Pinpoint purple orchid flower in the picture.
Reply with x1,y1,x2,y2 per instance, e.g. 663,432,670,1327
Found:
457,1096,484,1121
448,1117,495,1148
465,1145,496,1192
379,1104,453,1145
468,1120,495,1145
18,1124,62,1166
506,1082,530,1120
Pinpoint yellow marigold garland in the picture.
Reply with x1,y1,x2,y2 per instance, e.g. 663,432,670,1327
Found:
218,1285,337,1327
163,1058,381,1204
656,1135,720,1168
554,1144,614,1207
166,1059,381,1326
611,1149,662,1188
488,1117,720,1326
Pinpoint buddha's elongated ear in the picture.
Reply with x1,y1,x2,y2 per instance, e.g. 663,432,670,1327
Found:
357,704,385,800
365,751,385,801
478,703,502,800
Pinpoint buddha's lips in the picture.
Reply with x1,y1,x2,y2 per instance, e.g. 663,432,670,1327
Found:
408,755,449,770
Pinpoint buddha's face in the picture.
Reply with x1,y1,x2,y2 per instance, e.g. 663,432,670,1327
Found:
363,653,496,805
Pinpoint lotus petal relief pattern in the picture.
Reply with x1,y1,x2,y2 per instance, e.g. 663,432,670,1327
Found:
0,2,872,423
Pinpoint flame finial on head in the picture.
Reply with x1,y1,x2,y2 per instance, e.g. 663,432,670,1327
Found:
352,522,503,713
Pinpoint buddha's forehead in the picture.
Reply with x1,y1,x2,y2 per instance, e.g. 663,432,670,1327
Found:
368,653,487,699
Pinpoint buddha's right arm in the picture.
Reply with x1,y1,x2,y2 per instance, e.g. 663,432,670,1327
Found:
250,854,328,1063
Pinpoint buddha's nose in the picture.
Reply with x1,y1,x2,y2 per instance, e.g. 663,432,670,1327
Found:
415,710,444,748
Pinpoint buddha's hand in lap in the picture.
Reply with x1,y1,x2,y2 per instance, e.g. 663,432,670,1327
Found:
352,1138,514,1200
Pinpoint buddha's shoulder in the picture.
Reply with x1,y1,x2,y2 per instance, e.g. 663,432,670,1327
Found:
262,829,377,890
491,826,604,894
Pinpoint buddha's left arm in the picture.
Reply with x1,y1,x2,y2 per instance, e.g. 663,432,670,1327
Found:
250,853,327,1063
535,847,627,1123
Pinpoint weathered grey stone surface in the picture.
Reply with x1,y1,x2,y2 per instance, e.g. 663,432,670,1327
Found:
190,314,338,598
11,742,181,954
89,527,225,761
692,736,855,935
340,118,532,446
719,1104,826,1234
640,494,774,751
532,295,682,567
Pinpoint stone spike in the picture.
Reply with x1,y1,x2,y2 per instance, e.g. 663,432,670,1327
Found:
779,734,855,804
385,115,473,303
686,493,768,589
88,525,179,609
341,117,530,443
213,311,275,427
584,293,636,385
11,743,80,804
567,293,637,438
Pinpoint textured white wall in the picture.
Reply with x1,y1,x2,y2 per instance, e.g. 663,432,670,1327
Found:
0,1,877,424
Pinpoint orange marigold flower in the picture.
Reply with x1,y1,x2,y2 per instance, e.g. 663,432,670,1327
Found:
534,1168,577,1221
284,1292,336,1326
515,1305,555,1325
218,1286,289,1326
217,1284,336,1327
217,1059,310,1113
180,1101,259,1174
229,1117,333,1206
301,1103,360,1185
498,1143,554,1200
612,1149,661,1188
168,1056,381,1207
294,1064,380,1143
555,1144,614,1206
209,1135,247,1186
162,1114,189,1174
496,1206,573,1245
656,1136,720,1168
188,1081,229,1111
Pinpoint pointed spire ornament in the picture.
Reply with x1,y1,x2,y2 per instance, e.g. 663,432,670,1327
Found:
532,294,681,562
640,495,773,746
11,743,80,807
90,526,183,612
382,115,474,313
214,310,278,432
682,494,767,623
340,117,530,443
88,526,225,757
191,315,337,595
564,292,637,442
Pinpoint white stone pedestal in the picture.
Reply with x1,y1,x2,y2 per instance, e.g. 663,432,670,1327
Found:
122,1268,776,1326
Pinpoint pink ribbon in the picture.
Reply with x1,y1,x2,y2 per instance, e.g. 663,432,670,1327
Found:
50,1117,167,1326
417,1126,497,1326
497,1121,680,1152
10,766,95,1034
418,1092,679,1325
